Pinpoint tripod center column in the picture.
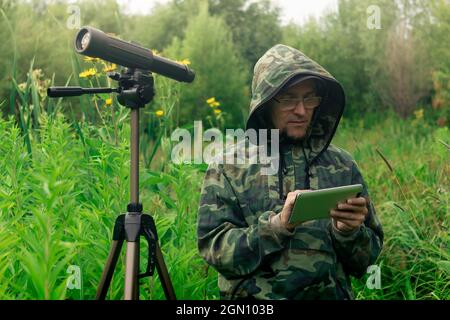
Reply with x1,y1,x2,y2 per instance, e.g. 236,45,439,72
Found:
130,108,140,205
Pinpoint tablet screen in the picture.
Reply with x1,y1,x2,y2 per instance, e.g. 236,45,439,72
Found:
289,184,363,225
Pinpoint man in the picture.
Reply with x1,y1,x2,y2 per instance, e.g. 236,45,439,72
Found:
197,44,383,300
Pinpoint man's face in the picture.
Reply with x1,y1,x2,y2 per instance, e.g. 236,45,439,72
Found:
269,79,319,141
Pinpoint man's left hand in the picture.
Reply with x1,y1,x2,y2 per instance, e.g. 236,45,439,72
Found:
330,197,368,234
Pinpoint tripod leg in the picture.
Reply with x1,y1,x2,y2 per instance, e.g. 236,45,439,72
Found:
139,215,177,300
155,242,177,300
124,241,140,300
96,239,124,300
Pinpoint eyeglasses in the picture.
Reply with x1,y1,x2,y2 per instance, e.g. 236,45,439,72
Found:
273,95,322,111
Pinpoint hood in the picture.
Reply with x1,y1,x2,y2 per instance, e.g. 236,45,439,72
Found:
246,44,346,163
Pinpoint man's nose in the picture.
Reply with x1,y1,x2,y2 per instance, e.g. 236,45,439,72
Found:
293,100,306,116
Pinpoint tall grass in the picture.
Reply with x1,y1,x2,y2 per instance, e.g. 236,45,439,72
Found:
0,52,218,299
1,109,447,300
0,64,448,300
335,115,449,300
0,111,218,299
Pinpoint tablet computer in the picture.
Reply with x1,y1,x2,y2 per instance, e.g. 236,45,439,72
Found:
289,184,363,225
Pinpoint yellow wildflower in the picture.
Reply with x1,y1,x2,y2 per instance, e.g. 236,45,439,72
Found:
106,98,113,106
103,64,117,73
214,109,222,115
175,59,191,65
155,110,164,117
84,57,102,63
18,82,27,92
179,59,191,66
79,68,97,78
207,97,216,105
414,108,424,120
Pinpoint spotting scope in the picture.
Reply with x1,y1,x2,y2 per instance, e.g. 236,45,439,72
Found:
74,26,195,83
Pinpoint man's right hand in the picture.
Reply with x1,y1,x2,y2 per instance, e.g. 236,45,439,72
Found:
270,190,310,231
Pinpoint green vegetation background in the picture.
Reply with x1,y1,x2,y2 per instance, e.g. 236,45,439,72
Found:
0,0,448,299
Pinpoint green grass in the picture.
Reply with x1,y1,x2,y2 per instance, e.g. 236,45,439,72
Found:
1,110,448,300
0,111,217,300
335,115,449,300
0,101,448,300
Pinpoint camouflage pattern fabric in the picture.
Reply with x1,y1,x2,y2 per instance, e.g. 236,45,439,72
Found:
197,44,384,300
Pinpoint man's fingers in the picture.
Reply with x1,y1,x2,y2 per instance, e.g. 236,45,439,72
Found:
335,221,355,232
285,190,308,208
336,203,368,215
285,191,300,207
335,219,361,229
281,191,300,222
281,190,310,223
330,210,366,221
346,197,367,206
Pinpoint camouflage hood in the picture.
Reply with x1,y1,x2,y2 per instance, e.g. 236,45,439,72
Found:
247,44,346,163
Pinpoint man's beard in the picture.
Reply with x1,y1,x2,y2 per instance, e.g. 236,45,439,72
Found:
280,130,307,145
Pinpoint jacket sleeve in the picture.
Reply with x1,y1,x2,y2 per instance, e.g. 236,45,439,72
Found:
330,160,384,278
197,162,294,280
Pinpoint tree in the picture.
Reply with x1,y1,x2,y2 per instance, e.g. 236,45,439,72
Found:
123,0,201,51
383,20,431,118
164,0,248,128
209,0,283,75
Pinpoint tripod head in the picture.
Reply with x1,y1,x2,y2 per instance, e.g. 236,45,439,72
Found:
49,68,156,109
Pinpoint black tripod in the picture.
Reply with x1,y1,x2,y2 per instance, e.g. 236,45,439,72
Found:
48,68,176,300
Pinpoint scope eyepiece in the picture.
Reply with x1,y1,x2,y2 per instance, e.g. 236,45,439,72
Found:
75,29,91,51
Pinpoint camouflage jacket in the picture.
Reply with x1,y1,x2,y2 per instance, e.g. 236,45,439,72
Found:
197,44,384,300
